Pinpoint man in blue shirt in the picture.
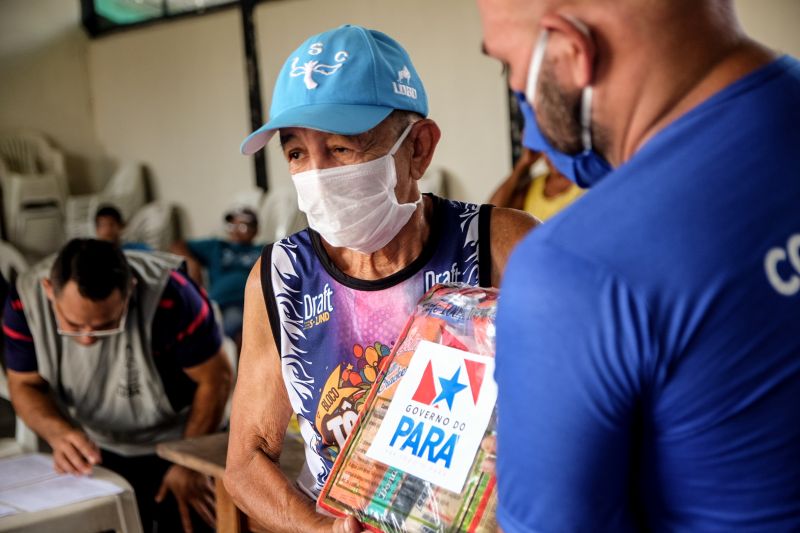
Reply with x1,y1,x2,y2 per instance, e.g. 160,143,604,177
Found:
173,207,262,347
478,0,800,530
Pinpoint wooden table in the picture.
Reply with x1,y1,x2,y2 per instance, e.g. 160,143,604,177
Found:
156,429,305,533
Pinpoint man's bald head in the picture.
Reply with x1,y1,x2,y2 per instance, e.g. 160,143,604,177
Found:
478,0,748,165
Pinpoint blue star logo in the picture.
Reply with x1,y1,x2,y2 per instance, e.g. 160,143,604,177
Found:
433,367,468,410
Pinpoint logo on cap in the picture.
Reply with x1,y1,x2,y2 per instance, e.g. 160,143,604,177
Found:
393,64,417,99
290,42,349,90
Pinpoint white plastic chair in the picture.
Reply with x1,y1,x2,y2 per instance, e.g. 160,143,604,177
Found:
260,185,308,242
0,133,68,255
121,202,177,251
0,240,28,283
1,173,65,261
0,131,68,200
418,165,450,198
231,185,308,244
65,161,149,240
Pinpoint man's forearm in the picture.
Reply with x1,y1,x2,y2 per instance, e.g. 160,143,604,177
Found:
9,379,73,443
225,448,332,533
182,350,233,438
183,380,229,438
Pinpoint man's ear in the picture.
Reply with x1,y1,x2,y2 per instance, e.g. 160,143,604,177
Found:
42,278,55,302
540,13,596,89
408,119,442,180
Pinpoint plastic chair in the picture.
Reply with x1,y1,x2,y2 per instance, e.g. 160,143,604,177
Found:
1,172,65,261
230,186,308,244
0,131,68,200
0,241,28,283
65,162,149,240
121,202,177,251
418,165,450,198
0,132,68,251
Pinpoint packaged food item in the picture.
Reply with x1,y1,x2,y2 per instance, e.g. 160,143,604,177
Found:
318,283,498,533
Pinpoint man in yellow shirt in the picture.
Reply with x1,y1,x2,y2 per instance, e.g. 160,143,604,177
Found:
489,148,584,221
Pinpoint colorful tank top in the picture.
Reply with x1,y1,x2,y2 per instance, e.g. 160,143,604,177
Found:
260,195,493,497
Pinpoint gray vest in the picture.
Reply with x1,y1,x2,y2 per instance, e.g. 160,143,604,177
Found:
17,251,188,456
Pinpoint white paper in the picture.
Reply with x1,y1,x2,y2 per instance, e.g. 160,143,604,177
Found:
0,503,18,518
0,476,123,513
0,454,124,515
0,454,58,491
367,340,497,493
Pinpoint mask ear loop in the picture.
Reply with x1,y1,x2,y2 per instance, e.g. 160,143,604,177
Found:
526,29,550,104
389,123,415,156
561,14,595,152
388,122,422,206
581,87,594,151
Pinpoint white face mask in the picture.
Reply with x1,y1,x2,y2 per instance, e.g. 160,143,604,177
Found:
291,124,422,254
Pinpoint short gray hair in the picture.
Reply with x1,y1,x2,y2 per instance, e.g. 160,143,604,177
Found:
386,109,424,136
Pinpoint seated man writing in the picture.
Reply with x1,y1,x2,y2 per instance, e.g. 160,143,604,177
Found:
2,239,233,533
224,24,536,532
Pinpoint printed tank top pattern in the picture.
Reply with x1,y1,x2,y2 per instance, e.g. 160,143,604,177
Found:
262,195,491,496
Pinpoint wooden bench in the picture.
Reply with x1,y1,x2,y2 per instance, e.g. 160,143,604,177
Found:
156,427,305,533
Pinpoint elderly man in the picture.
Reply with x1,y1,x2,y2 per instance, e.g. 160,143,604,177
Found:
478,0,800,530
224,25,535,532
3,239,233,533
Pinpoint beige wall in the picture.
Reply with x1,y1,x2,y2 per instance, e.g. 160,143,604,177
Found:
254,0,511,205
89,10,252,236
90,0,510,236
0,0,105,193
735,0,800,57
1,1,799,236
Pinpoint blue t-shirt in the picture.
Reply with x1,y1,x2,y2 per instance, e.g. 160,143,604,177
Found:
121,242,152,252
496,56,800,531
187,239,261,307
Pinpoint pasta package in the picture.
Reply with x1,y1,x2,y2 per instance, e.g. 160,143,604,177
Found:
318,283,499,533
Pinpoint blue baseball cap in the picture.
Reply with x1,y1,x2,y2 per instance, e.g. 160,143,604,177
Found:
241,25,428,155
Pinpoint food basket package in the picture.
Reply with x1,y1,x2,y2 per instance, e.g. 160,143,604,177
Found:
318,283,499,533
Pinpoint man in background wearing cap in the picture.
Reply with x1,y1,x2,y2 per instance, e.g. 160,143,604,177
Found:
224,25,535,532
172,207,261,348
478,0,800,530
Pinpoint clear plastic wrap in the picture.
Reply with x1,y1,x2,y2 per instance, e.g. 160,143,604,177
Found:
318,283,498,532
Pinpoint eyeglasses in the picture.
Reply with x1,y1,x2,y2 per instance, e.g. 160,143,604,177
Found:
55,298,130,338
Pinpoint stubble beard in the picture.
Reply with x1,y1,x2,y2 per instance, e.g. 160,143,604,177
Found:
536,61,611,159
